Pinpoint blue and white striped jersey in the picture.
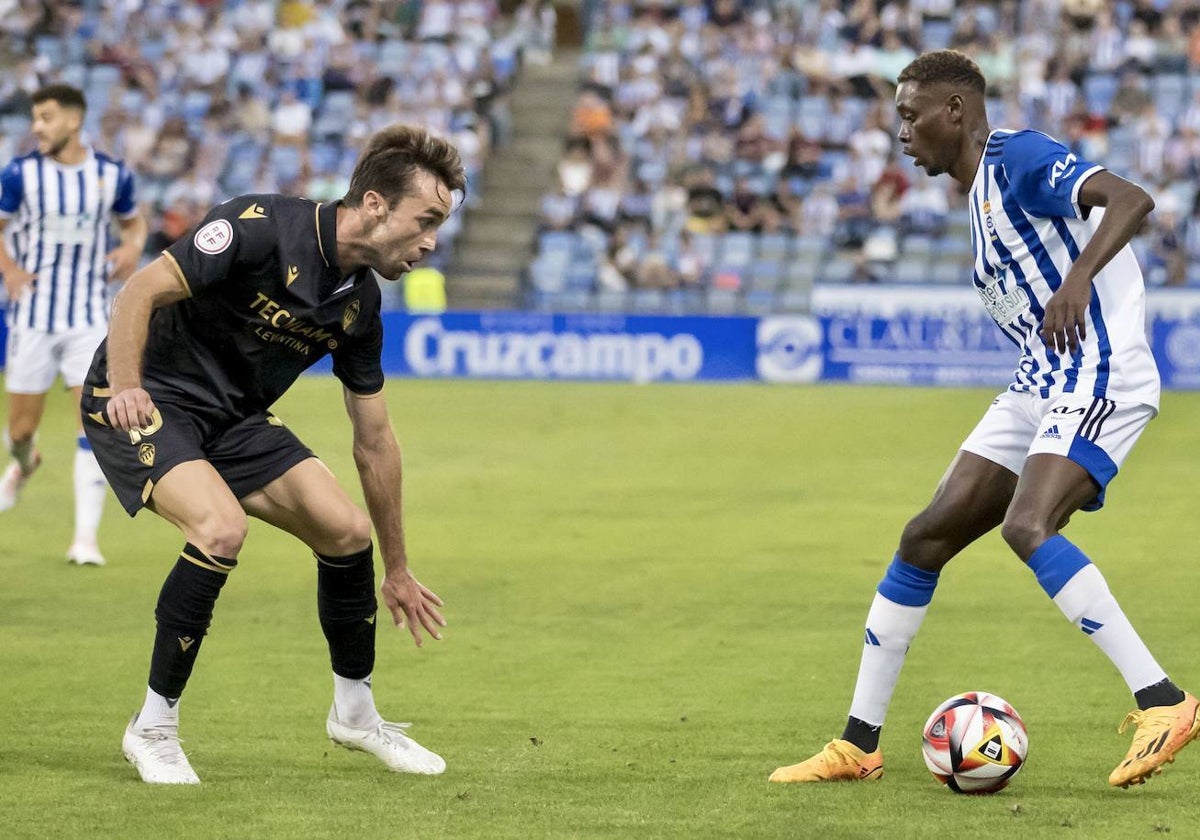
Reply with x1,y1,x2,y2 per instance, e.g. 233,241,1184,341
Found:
0,148,138,332
969,129,1160,409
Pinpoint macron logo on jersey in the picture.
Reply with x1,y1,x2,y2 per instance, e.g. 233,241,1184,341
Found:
1048,154,1077,188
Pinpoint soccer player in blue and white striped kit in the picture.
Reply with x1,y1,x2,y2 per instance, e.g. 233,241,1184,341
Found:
771,51,1197,789
0,84,146,565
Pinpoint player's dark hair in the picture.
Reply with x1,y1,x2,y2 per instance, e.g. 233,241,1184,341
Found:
897,50,986,95
343,125,467,208
31,83,87,112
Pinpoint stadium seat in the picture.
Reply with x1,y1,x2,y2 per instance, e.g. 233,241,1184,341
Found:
775,288,811,312
718,232,756,267
744,289,779,315
747,259,784,291
821,258,857,283
705,287,741,315
630,289,667,313
594,289,628,312
757,232,790,261
783,261,818,290
1153,74,1189,122
929,260,967,285
1083,73,1119,114
893,257,930,284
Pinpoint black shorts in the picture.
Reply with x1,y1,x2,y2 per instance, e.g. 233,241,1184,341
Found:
81,389,313,516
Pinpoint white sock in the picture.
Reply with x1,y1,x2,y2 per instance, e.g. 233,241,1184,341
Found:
1051,564,1167,693
333,673,381,728
136,686,180,730
848,593,930,727
73,440,107,547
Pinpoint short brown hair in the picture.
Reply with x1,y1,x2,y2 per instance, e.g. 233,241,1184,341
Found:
897,50,986,95
31,83,87,112
343,125,466,208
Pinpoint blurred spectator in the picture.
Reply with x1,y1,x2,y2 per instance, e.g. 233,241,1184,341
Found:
556,138,594,197
683,168,726,235
898,172,949,239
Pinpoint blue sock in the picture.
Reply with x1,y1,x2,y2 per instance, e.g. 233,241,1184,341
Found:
876,555,939,606
1026,535,1091,597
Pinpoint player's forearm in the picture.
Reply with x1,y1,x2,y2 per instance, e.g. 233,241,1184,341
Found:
105,283,155,391
1072,182,1155,283
105,259,187,391
354,436,409,574
118,214,149,253
0,224,19,274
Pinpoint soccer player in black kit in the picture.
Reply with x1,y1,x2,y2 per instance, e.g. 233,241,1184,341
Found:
81,125,464,784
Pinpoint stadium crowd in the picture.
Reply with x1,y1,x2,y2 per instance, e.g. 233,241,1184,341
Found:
2,0,1199,316
529,0,1200,313
0,0,555,306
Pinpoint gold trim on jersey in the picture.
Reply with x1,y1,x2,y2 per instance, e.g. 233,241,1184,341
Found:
160,251,192,297
239,202,268,219
141,479,155,503
315,203,330,266
90,386,113,397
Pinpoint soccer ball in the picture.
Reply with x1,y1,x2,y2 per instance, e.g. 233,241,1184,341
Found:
921,691,1028,794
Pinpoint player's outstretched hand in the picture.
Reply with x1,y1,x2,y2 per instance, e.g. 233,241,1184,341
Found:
1039,275,1090,356
106,386,158,432
381,569,446,648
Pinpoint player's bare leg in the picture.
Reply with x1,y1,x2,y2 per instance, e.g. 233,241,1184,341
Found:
241,458,445,774
771,452,1015,783
0,391,46,512
1005,453,1196,787
122,461,248,784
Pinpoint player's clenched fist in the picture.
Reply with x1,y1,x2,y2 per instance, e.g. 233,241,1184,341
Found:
106,386,157,431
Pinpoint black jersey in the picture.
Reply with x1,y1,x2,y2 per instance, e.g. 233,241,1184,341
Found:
88,195,384,421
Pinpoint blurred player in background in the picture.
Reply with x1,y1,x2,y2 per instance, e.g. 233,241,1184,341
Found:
771,50,1197,790
0,83,146,566
83,125,462,784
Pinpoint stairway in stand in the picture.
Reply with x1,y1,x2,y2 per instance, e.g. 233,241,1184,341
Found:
447,49,579,310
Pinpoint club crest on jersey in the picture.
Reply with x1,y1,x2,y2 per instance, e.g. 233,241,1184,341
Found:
195,219,233,255
138,443,156,466
342,300,360,331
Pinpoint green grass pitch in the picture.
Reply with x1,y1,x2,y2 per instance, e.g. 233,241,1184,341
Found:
2,376,1198,839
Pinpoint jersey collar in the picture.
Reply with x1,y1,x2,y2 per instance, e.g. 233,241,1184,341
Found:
315,200,340,269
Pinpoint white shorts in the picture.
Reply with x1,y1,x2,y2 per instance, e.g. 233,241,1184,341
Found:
4,326,107,393
960,389,1154,511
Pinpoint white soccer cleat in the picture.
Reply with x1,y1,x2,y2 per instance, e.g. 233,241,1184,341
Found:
0,454,40,512
122,714,201,784
326,707,446,775
67,543,107,566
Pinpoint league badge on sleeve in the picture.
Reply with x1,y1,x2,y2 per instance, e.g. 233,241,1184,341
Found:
195,219,234,255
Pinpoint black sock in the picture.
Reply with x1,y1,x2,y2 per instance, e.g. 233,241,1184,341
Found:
841,716,881,753
316,544,377,680
148,544,236,698
1135,678,1186,711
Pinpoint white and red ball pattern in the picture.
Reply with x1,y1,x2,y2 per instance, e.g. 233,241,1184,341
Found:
922,691,1028,794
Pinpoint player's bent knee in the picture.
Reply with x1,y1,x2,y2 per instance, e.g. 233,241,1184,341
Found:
999,516,1051,560
188,509,250,559
314,508,372,557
